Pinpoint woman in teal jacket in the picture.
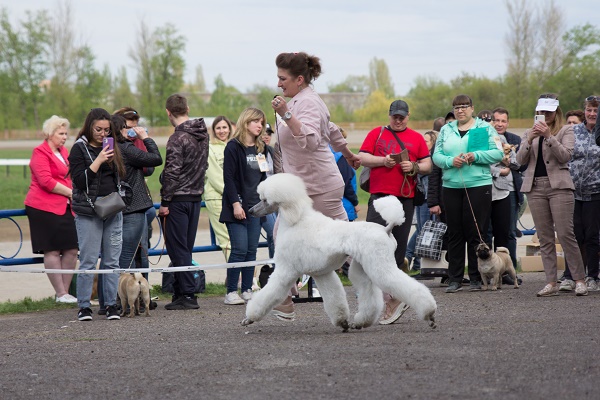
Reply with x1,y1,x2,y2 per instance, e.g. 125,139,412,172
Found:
433,94,503,293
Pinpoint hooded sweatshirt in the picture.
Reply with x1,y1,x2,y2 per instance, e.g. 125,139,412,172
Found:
160,118,209,206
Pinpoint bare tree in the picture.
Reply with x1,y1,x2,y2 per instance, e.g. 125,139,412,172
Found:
504,0,536,117
535,0,566,85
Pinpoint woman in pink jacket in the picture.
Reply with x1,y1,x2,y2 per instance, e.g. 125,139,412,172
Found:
270,52,360,319
24,115,79,303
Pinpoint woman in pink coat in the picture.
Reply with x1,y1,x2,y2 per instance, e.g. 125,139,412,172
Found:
270,52,360,319
24,115,79,303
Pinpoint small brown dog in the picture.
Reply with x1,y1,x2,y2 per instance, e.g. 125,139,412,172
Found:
118,273,151,317
476,244,519,291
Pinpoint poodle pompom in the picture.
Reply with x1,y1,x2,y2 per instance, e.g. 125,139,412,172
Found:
373,196,405,226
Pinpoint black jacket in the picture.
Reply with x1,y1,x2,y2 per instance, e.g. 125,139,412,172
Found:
219,139,266,224
427,143,443,210
160,118,209,206
69,137,119,217
118,138,163,214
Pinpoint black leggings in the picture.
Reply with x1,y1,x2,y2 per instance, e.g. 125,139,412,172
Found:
442,185,492,283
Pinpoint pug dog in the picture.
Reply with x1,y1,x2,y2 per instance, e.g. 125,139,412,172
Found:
476,244,519,291
118,273,151,317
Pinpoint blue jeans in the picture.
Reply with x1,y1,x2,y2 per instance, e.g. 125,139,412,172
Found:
75,211,123,309
261,212,277,259
406,203,431,270
120,212,147,269
226,215,261,293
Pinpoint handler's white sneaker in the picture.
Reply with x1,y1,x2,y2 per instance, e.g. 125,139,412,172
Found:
224,292,245,305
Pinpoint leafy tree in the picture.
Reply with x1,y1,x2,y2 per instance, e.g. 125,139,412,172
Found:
201,75,251,121
111,66,137,113
353,90,394,122
150,24,186,125
328,75,369,93
368,58,395,98
0,8,49,128
405,76,453,121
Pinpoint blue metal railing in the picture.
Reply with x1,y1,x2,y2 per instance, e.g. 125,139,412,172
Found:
0,203,267,266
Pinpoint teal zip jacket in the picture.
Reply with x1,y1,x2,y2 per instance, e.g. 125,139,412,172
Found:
432,118,503,189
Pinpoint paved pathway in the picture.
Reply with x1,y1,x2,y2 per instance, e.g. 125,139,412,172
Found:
0,273,598,399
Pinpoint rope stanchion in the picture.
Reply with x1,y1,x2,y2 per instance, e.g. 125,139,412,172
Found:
0,258,274,274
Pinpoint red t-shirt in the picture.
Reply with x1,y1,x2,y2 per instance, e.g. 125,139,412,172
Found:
359,126,430,197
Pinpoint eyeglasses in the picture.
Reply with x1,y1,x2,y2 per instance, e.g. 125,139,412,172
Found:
93,127,111,134
586,96,600,102
481,116,492,122
453,104,471,111
539,94,558,100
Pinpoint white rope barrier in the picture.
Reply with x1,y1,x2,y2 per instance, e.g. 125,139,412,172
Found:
0,259,273,274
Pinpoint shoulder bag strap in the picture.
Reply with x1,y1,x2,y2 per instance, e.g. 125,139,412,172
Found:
386,126,406,150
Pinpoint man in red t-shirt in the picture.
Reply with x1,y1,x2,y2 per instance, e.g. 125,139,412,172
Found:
359,99,432,324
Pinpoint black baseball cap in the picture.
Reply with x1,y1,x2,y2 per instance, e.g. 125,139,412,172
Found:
389,100,409,117
265,123,274,134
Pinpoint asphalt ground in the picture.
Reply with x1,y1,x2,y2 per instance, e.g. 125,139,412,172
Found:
0,272,598,400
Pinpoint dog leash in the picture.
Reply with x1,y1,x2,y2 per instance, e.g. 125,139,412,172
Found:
458,167,486,245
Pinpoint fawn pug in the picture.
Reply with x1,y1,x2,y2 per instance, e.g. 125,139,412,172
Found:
476,244,519,291
118,273,151,317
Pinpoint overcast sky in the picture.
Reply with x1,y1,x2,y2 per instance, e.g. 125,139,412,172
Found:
5,0,595,96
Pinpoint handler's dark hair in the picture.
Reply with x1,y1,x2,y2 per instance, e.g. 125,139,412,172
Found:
276,52,322,84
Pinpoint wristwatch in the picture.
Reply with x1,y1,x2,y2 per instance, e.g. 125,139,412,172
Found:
283,111,292,121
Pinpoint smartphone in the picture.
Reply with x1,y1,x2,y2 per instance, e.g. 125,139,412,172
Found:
535,114,545,123
102,137,114,150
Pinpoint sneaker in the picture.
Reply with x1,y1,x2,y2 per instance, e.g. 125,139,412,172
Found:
224,292,245,305
241,290,253,302
516,229,523,238
311,288,321,298
575,282,589,296
271,297,296,321
56,294,77,304
445,281,462,293
537,284,559,297
379,299,410,325
585,277,599,291
559,279,575,292
440,277,449,287
106,305,120,320
77,307,93,321
469,281,482,292
164,295,181,310
165,294,200,310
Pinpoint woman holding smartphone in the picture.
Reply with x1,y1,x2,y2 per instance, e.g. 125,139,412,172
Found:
69,108,127,321
516,94,588,297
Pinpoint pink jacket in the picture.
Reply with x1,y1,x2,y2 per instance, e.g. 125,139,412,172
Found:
276,86,346,195
24,140,72,215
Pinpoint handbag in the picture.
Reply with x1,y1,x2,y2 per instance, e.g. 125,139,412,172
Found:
414,216,447,261
413,178,426,206
84,173,128,220
359,126,385,192
93,192,126,220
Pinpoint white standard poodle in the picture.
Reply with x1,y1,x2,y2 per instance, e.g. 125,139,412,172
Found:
242,173,437,332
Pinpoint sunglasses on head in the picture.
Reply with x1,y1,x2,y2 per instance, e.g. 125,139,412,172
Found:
585,96,600,102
